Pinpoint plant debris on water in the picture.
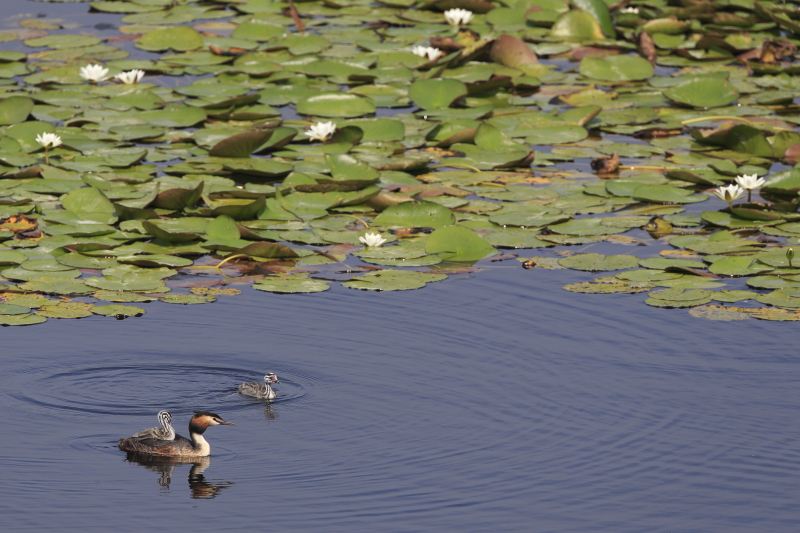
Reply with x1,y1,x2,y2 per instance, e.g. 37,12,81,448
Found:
2,0,800,323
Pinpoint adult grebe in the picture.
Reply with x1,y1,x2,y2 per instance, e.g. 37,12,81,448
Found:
118,411,235,457
238,373,279,400
132,410,175,441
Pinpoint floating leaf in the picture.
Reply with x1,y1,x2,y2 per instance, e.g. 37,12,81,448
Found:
137,26,203,52
159,294,216,305
558,253,639,271
0,314,47,326
408,79,468,110
92,304,145,317
374,201,455,228
209,130,273,158
343,270,447,291
253,276,330,293
689,305,750,321
664,77,739,108
579,56,654,82
425,226,496,262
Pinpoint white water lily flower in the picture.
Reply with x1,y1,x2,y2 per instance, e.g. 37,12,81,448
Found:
713,183,746,205
35,132,62,149
411,46,442,61
304,121,337,142
619,7,640,14
115,69,145,85
444,8,473,26
734,173,765,190
79,63,109,83
359,232,387,247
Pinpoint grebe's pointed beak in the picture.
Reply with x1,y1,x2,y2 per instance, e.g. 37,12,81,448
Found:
218,419,237,426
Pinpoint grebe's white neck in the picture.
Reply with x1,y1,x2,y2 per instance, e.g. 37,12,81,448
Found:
190,431,211,456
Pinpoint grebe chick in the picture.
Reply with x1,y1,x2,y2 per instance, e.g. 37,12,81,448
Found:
118,411,236,457
132,410,175,441
238,373,279,400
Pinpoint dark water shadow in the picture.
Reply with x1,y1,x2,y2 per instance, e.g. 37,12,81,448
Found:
123,453,234,499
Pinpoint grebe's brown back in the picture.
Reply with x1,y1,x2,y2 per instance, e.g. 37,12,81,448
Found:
118,411,235,457
238,373,279,400
132,410,175,440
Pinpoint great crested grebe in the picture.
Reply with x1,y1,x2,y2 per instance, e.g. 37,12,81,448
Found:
132,410,175,441
238,373,279,400
118,411,236,457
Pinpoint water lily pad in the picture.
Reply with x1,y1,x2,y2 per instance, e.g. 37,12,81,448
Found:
0,250,28,266
296,94,376,118
137,26,203,52
85,276,166,292
253,276,330,293
425,226,495,262
36,301,94,319
664,77,739,108
92,304,145,317
579,56,654,82
343,270,447,291
0,313,47,326
748,308,800,321
408,78,468,110
550,10,604,41
688,305,751,321
374,201,455,228
0,97,34,125
558,253,639,271
159,294,216,305
563,281,650,294
92,291,155,303
0,303,30,315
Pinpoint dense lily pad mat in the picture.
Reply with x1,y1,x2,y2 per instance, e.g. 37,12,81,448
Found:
1,0,800,324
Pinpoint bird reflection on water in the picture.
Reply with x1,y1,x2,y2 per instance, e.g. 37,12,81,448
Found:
123,453,234,499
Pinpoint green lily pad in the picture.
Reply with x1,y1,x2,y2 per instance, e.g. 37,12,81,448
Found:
0,303,30,315
374,200,455,228
137,26,203,52
664,77,739,108
84,275,166,292
425,226,496,262
92,304,146,317
408,78,468,110
579,56,654,82
252,276,330,294
0,97,34,126
343,269,447,291
558,253,639,271
0,314,47,326
36,301,94,319
159,294,216,304
296,94,376,118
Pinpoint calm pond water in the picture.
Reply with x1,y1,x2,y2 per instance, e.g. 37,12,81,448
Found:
2,0,800,531
3,263,799,532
